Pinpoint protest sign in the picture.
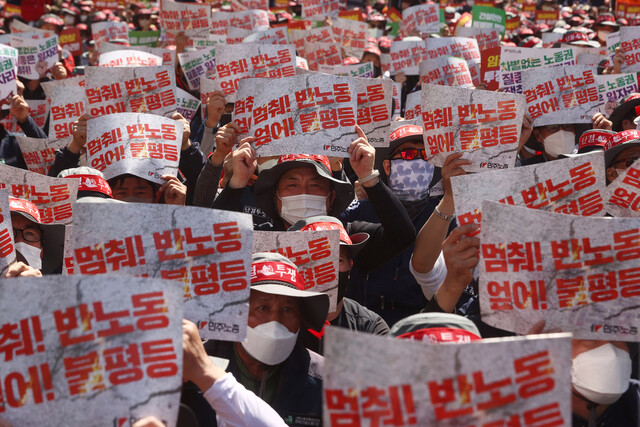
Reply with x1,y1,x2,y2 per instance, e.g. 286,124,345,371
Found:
323,327,572,426
199,77,217,122
0,189,15,274
176,88,201,122
402,4,440,34
193,35,227,49
419,56,474,88
84,65,176,117
404,90,421,123
99,50,163,67
606,31,620,68
12,35,58,80
505,14,521,35
40,75,85,100
332,18,368,59
305,41,342,71
392,82,402,120
128,30,161,47
91,21,128,47
253,230,340,310
210,10,270,36
243,27,289,45
541,32,563,48
597,73,638,116
456,27,500,50
72,203,252,341
296,56,309,70
228,0,269,10
534,9,559,26
425,37,481,85
16,136,70,175
226,27,263,44
99,42,175,69
289,27,334,59
480,45,501,90
471,6,506,36
521,65,599,126
318,62,374,78
48,85,87,139
0,275,182,426
160,0,211,40
390,40,428,75
58,27,82,56
9,19,54,38
1,99,49,134
86,113,182,184
234,74,358,156
452,152,606,237
603,157,640,217
301,0,339,19
210,44,296,102
0,44,17,109
0,163,78,225
178,46,216,91
421,83,525,171
500,46,576,93
354,78,393,147
619,26,640,71
480,200,640,340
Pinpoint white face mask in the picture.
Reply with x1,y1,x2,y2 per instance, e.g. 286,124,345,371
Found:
64,15,75,26
241,321,298,366
15,242,42,270
388,159,434,202
278,193,328,225
543,130,576,158
571,343,631,404
598,30,611,42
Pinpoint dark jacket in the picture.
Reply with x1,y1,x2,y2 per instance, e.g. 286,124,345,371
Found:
0,117,48,169
572,381,640,427
181,340,324,427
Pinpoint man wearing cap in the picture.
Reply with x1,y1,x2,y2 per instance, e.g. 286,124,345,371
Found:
288,216,390,354
606,94,640,132
9,197,65,274
341,124,457,325
521,123,578,165
388,312,482,343
594,13,620,46
182,253,329,427
604,129,640,184
57,166,119,203
213,129,415,259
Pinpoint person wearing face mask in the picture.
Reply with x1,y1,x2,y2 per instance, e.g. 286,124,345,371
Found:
571,340,639,427
603,129,640,184
521,123,577,165
9,197,64,274
213,127,415,260
340,124,455,325
182,252,330,427
594,13,621,46
288,216,390,355
360,40,383,78
133,9,153,32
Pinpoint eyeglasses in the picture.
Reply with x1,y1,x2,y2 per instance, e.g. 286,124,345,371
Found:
13,227,42,243
544,124,574,133
612,156,640,168
393,148,428,161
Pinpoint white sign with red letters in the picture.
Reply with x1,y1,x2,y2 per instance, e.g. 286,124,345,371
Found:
480,200,640,340
323,327,572,426
0,44,17,110
210,10,269,36
419,57,474,88
48,85,87,140
604,157,640,217
98,50,163,67
402,4,440,34
0,189,15,273
16,135,71,175
90,21,128,47
72,203,252,341
0,275,183,426
389,40,428,75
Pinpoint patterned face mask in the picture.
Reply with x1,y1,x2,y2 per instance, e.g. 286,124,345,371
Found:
388,159,434,202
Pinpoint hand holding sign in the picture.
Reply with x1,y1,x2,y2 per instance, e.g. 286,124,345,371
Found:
182,319,225,392
206,91,227,128
68,112,90,154
212,122,240,166
348,125,377,186
158,175,187,206
171,112,191,151
50,61,67,80
229,140,257,189
9,94,28,122
4,261,41,278
439,223,480,313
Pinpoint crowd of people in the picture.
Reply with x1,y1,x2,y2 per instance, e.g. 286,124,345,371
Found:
0,0,639,426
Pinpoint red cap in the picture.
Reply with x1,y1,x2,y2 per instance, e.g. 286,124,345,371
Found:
396,327,481,343
579,130,614,151
378,36,391,49
251,261,306,290
65,174,113,198
343,56,359,65
298,221,353,245
390,124,423,142
596,13,620,26
277,154,332,172
42,14,65,26
364,43,381,57
8,197,41,223
561,31,589,44
605,129,640,151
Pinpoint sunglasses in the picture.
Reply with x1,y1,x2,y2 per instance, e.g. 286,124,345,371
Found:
613,156,640,168
393,148,428,161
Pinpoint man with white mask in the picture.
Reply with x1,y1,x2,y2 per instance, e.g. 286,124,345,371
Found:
521,123,578,165
182,252,329,427
9,197,65,274
571,339,638,427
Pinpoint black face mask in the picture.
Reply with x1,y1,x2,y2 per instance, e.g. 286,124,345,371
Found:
338,271,350,302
